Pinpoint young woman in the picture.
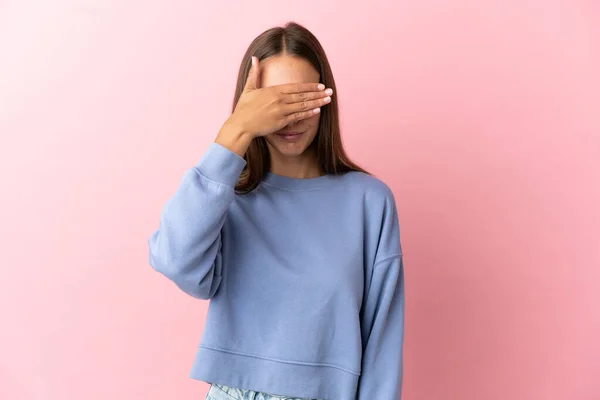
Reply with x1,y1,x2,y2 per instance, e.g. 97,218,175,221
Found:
148,22,405,400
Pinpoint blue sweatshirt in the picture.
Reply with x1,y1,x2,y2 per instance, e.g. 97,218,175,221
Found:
148,142,405,400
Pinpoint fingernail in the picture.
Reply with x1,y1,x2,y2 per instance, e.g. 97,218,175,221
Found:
324,97,331,103
314,108,321,113
317,83,325,90
325,88,333,95
251,56,256,66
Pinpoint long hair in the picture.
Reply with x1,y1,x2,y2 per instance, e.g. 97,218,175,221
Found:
233,21,368,194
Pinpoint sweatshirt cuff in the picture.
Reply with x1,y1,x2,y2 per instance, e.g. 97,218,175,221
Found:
194,142,247,188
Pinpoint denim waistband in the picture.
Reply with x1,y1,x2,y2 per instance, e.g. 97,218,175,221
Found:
207,382,319,400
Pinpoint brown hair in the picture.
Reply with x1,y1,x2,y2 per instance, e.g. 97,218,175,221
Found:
233,21,368,194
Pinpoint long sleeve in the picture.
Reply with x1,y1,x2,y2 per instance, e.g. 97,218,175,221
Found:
356,255,405,400
148,142,246,299
357,186,405,400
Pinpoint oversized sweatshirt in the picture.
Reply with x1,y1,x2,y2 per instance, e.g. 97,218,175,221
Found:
148,142,405,400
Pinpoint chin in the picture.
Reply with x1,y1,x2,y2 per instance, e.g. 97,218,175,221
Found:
266,134,315,157
272,144,309,157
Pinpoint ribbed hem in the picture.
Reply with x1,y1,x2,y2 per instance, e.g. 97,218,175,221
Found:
194,142,246,188
190,345,359,400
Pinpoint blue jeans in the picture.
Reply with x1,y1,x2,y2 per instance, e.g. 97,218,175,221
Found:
205,383,319,400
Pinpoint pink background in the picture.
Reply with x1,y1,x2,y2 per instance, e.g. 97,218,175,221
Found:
1,1,598,399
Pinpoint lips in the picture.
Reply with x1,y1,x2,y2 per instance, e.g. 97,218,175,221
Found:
277,131,302,135
276,131,303,139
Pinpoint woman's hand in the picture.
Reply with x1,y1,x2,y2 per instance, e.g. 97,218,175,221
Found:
231,56,332,137
216,56,333,157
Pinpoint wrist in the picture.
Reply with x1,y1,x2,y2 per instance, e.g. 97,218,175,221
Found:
215,118,253,157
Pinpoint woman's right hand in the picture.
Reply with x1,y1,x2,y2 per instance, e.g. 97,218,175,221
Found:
216,56,333,157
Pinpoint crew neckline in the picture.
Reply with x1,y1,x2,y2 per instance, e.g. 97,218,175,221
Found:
262,171,334,190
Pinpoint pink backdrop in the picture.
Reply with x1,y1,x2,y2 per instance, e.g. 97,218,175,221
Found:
1,1,598,399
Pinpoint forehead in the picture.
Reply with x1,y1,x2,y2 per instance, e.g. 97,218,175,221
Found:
259,54,320,88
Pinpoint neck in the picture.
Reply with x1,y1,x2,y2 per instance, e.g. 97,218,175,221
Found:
268,146,321,179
